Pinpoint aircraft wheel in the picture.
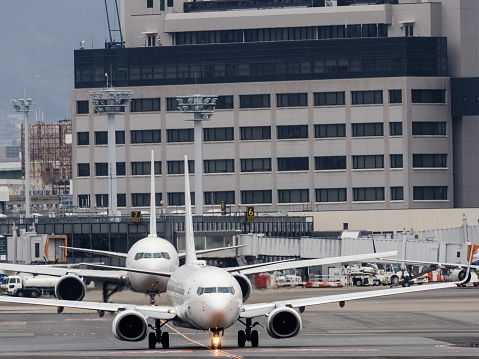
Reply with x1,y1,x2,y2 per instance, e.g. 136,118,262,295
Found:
148,332,156,349
161,332,169,349
238,330,246,347
251,330,259,347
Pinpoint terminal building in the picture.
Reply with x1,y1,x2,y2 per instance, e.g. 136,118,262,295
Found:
71,0,479,215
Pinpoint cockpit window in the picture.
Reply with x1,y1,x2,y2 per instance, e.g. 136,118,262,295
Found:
143,253,152,259
197,287,235,295
153,253,162,259
134,253,143,260
162,252,171,260
135,252,171,260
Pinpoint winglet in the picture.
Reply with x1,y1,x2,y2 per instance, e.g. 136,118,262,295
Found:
184,155,197,265
148,150,157,237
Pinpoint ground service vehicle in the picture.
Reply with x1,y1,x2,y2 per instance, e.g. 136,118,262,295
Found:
6,275,59,298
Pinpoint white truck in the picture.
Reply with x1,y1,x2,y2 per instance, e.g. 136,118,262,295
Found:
329,264,382,286
376,263,429,286
5,275,59,298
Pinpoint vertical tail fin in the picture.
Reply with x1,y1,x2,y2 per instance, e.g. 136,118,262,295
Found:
184,155,197,265
148,150,157,237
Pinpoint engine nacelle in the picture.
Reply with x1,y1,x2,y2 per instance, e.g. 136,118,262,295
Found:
266,307,302,339
450,268,471,283
55,275,86,301
232,273,252,301
112,310,148,342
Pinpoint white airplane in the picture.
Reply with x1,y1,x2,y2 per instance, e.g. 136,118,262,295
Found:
0,156,462,350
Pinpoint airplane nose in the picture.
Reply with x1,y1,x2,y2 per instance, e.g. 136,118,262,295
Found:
203,295,238,328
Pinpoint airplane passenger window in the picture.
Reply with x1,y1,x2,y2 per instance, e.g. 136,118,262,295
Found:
143,253,152,259
162,252,171,259
134,253,143,260
204,287,217,293
197,287,204,296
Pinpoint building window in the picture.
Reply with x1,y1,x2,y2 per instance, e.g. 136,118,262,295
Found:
278,189,309,203
167,160,194,174
391,187,404,201
278,157,309,171
352,123,383,137
241,158,271,172
314,124,346,138
117,162,126,176
166,98,178,111
413,186,447,200
405,25,414,37
204,127,234,142
313,92,345,106
96,194,109,208
147,0,153,8
160,0,165,11
240,94,270,108
117,194,126,207
168,192,195,206
132,193,163,207
204,159,234,173
130,98,161,112
412,89,446,104
240,126,271,140
77,163,90,177
412,122,446,136
77,132,89,146
276,93,308,107
94,131,126,145
215,96,234,109
413,154,447,168
167,129,194,143
241,190,272,204
353,187,385,201
389,89,402,104
353,155,384,169
277,125,308,139
77,100,89,114
316,188,347,202
131,161,162,175
167,0,173,6
131,130,161,144
78,194,90,208
389,122,402,136
315,156,346,170
95,163,108,177
351,90,383,105
390,154,403,169
204,191,235,205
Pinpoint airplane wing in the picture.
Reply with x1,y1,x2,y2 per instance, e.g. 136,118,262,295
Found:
61,246,128,259
227,251,399,275
81,263,172,277
0,295,177,320
240,282,456,318
0,263,128,283
180,244,246,259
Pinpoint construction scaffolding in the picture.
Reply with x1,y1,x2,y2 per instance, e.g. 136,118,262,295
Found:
21,119,72,191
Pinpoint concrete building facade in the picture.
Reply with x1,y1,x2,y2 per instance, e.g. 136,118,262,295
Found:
71,0,479,214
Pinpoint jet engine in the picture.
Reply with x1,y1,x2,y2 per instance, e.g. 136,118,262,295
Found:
112,310,148,342
54,275,86,301
266,307,302,339
232,273,252,301
450,268,471,283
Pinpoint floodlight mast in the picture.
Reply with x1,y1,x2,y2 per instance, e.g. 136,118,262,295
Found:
90,79,133,217
11,97,34,218
176,94,218,216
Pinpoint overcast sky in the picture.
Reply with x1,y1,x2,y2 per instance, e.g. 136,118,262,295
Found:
0,1,109,143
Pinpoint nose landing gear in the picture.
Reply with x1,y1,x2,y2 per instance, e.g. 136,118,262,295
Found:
148,319,169,349
210,328,224,349
238,317,261,347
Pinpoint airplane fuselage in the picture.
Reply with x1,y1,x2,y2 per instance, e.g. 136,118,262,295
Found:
166,264,242,330
125,236,179,294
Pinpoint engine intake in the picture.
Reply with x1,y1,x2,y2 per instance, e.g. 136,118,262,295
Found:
266,307,302,339
55,275,86,301
450,268,471,283
112,310,148,342
233,273,252,301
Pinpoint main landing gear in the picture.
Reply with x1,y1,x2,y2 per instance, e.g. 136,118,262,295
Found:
237,318,261,347
148,319,169,349
211,328,223,349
